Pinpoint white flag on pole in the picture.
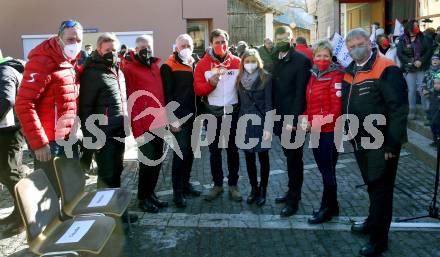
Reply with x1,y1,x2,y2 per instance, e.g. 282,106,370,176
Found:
393,19,404,36
331,32,353,68
370,24,377,48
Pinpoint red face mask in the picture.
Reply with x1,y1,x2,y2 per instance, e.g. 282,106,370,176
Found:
413,26,421,34
314,59,331,71
381,39,390,49
214,44,228,57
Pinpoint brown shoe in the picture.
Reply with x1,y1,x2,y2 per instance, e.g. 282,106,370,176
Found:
228,186,243,202
204,186,224,201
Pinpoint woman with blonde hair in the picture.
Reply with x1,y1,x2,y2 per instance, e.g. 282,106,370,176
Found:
304,40,343,224
236,49,272,206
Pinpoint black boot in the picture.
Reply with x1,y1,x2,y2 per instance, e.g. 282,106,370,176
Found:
173,192,187,208
308,186,339,224
256,186,266,206
149,193,168,208
138,198,159,213
246,186,260,204
328,185,339,216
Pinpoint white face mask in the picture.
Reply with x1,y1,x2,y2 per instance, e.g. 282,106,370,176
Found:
63,42,82,60
178,48,193,61
244,63,258,73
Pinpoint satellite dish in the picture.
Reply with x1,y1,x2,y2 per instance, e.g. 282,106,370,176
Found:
290,22,297,29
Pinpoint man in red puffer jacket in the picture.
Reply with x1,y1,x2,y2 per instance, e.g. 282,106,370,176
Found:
193,29,243,202
303,40,343,225
15,20,83,195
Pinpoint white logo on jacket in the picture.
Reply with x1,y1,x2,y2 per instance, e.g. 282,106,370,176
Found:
26,73,38,83
204,69,240,106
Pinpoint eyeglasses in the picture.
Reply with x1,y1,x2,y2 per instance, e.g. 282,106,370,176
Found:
58,20,80,34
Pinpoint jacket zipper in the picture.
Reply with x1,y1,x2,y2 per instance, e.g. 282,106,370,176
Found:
346,72,359,151
54,102,58,129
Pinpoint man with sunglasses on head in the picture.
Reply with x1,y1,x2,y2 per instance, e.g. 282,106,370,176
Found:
16,20,83,195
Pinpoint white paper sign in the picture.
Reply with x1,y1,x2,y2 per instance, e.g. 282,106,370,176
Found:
87,190,115,208
331,33,353,68
393,19,404,36
56,220,95,244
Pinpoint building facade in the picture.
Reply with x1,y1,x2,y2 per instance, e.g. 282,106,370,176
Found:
306,0,437,42
0,0,228,60
228,0,281,46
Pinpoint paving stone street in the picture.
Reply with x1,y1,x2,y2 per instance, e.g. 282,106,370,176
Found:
1,136,440,257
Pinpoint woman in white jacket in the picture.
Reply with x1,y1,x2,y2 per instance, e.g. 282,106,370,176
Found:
377,34,401,67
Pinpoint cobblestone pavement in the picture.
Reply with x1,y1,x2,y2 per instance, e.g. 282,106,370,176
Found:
1,137,440,257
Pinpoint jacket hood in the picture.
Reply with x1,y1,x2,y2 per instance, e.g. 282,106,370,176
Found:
206,47,234,64
127,51,161,67
311,62,343,78
0,58,25,73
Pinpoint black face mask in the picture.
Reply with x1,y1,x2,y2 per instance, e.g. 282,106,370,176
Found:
275,41,291,53
136,48,154,66
102,52,118,67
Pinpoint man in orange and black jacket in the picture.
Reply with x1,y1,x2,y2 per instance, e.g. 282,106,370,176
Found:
161,34,202,208
342,28,408,257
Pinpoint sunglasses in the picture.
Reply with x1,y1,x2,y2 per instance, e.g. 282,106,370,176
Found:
58,20,80,34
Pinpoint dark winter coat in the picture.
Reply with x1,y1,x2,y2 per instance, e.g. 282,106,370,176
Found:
238,73,272,152
272,47,312,136
342,50,408,154
79,51,127,139
0,59,24,131
397,33,432,72
161,52,197,121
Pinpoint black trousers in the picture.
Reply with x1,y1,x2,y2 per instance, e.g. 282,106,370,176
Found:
0,129,25,213
95,137,125,189
171,121,194,193
80,142,94,171
312,132,339,208
353,147,400,244
278,131,304,205
244,150,270,188
208,113,239,187
137,136,164,200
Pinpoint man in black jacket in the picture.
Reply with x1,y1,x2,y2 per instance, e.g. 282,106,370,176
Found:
0,56,26,234
342,28,408,257
79,33,137,222
161,34,201,208
80,33,127,188
271,26,312,217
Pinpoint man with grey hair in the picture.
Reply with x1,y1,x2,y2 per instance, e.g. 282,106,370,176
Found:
161,34,201,208
16,20,83,196
80,32,137,223
258,37,274,73
123,35,169,213
342,28,408,256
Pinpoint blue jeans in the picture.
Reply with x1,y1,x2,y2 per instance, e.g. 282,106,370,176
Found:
405,71,427,111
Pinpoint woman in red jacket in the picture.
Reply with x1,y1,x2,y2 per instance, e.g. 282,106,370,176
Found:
303,40,343,224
